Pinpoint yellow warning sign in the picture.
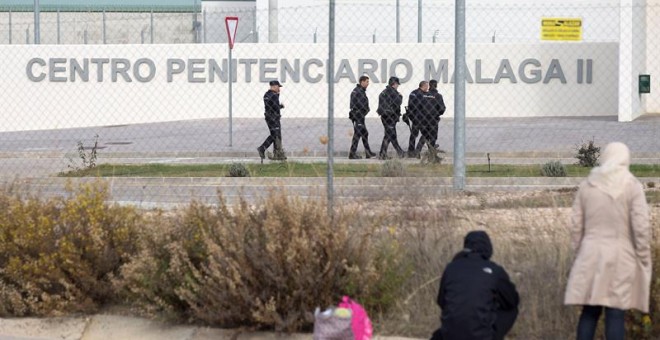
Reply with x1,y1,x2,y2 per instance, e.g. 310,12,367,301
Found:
541,18,582,41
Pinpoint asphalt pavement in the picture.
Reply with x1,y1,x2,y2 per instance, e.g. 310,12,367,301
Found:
0,115,658,207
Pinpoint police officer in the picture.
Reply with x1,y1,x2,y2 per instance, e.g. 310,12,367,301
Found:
376,76,405,159
349,75,376,159
415,79,446,154
406,81,429,158
257,80,286,162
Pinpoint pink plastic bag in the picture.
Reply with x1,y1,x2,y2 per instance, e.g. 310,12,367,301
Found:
338,296,373,340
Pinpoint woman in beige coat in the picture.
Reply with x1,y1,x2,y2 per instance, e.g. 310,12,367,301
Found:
564,142,651,340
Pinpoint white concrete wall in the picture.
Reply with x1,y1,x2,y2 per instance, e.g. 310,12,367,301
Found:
0,42,619,132
618,0,647,121
646,0,660,113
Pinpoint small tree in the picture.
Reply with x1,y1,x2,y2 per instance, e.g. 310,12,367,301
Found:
575,138,600,167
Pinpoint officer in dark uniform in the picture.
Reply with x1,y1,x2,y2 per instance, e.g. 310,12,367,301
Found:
257,80,286,162
349,75,376,159
376,76,405,159
406,81,429,158
415,79,446,154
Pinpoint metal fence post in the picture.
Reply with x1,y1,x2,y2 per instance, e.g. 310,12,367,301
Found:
417,0,422,43
84,29,88,44
396,0,400,43
269,0,278,43
8,9,12,44
453,0,466,190
57,8,60,44
253,7,258,42
102,10,106,44
327,0,336,218
192,0,198,43
34,0,40,44
26,27,29,44
150,10,154,43
313,27,317,43
203,10,207,43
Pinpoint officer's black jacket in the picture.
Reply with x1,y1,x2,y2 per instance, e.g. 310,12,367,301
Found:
350,84,370,119
425,88,446,121
263,89,283,119
436,231,519,340
377,85,402,119
407,88,424,121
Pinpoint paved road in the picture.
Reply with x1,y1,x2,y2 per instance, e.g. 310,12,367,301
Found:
0,115,658,207
0,115,658,159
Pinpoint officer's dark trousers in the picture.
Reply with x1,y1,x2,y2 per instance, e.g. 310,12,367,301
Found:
429,308,518,340
379,116,403,155
260,117,282,150
350,118,373,154
416,123,437,153
408,121,420,153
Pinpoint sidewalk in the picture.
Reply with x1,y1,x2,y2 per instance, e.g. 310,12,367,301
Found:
0,314,423,340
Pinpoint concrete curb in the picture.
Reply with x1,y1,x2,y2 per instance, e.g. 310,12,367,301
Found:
0,314,424,340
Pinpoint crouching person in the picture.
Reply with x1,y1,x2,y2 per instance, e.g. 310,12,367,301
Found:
431,231,519,340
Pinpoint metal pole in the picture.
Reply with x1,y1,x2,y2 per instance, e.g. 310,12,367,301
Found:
34,0,40,44
102,10,106,44
26,27,29,44
150,10,154,43
396,0,400,43
192,0,198,43
203,10,207,43
417,0,422,43
228,47,233,146
8,9,12,44
314,28,317,43
327,0,335,217
84,29,88,44
268,0,278,43
453,0,466,190
57,9,60,44
252,7,258,42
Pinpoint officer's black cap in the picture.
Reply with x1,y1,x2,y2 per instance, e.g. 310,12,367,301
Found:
269,80,283,87
388,76,400,85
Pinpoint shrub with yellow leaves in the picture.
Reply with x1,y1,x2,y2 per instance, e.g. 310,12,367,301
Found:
0,181,141,316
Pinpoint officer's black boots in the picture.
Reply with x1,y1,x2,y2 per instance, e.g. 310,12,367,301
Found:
257,146,266,163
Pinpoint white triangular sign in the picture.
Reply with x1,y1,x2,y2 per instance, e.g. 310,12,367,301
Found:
225,17,239,49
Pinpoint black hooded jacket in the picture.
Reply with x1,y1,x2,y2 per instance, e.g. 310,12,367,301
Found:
436,231,519,340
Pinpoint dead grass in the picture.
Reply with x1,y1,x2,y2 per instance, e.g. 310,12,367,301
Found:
370,190,660,339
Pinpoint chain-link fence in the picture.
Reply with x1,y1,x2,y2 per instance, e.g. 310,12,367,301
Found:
0,1,658,206
0,0,660,339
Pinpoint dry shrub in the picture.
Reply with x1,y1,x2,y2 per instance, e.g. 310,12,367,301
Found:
375,197,579,339
377,192,659,339
0,181,141,316
116,190,407,332
626,207,660,339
